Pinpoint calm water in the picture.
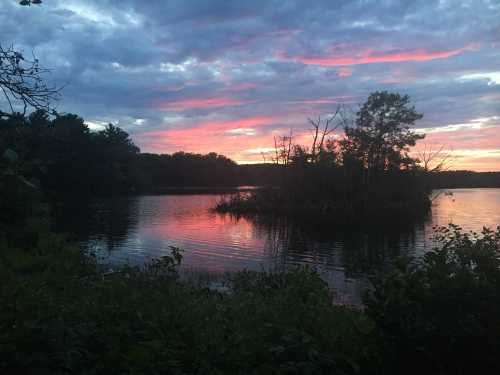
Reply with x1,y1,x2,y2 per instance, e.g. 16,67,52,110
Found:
55,188,500,305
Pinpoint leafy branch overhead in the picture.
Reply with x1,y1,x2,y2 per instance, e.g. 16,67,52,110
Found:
19,0,42,6
0,44,61,118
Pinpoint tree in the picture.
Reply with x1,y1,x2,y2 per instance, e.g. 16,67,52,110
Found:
92,124,140,192
308,107,342,164
0,44,60,118
341,91,424,178
97,124,140,155
272,130,294,165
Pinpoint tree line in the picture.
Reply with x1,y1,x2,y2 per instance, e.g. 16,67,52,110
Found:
0,111,241,196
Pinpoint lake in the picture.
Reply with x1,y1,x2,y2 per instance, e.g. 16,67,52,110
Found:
54,188,500,305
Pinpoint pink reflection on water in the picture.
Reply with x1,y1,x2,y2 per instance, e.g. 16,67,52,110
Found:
430,189,500,231
135,195,272,272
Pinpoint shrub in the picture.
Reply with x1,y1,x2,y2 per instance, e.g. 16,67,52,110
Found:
0,236,378,374
365,224,500,374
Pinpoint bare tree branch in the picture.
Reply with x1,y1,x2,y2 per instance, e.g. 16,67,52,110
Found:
0,44,61,118
308,105,344,163
271,129,295,165
417,144,455,172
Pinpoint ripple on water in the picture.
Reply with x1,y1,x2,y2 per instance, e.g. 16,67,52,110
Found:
59,189,500,305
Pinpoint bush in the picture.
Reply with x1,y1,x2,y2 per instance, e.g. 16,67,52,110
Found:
0,235,378,374
365,224,500,374
5,223,499,374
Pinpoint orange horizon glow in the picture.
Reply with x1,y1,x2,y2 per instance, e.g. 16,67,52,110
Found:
137,117,500,171
137,116,279,160
412,125,500,172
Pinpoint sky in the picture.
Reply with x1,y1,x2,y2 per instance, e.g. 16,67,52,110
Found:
1,0,499,171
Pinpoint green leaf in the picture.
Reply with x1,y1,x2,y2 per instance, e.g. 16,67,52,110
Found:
3,149,19,163
353,315,375,334
19,176,38,189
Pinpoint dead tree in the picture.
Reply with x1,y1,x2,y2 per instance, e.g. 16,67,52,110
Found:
271,129,294,165
417,144,454,172
0,44,61,118
308,106,343,163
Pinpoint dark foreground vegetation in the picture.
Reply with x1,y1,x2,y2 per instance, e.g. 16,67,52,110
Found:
2,220,500,374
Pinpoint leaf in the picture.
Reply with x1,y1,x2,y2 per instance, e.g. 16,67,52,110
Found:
19,175,38,189
353,315,375,335
3,167,15,176
3,149,19,163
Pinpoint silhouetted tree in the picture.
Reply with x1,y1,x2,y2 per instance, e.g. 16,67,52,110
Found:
308,108,342,164
341,91,424,182
272,130,294,165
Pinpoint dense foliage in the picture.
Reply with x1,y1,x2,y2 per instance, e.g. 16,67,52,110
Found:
0,112,139,195
0,111,239,197
135,152,237,190
2,223,500,374
341,92,424,175
366,224,500,374
0,233,378,374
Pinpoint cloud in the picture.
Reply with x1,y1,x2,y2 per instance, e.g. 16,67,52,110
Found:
225,128,257,136
155,97,253,111
1,0,499,169
459,72,500,85
337,67,353,77
286,96,356,105
282,44,477,67
138,116,275,148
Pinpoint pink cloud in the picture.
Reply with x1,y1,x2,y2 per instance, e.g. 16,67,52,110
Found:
226,82,259,92
419,126,500,150
337,67,352,77
155,97,253,111
138,116,276,155
283,44,478,67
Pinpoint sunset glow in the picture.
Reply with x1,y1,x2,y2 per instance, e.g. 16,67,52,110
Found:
284,45,477,67
3,1,498,170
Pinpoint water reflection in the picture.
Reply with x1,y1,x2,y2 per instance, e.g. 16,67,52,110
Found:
53,196,139,252
52,189,500,305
